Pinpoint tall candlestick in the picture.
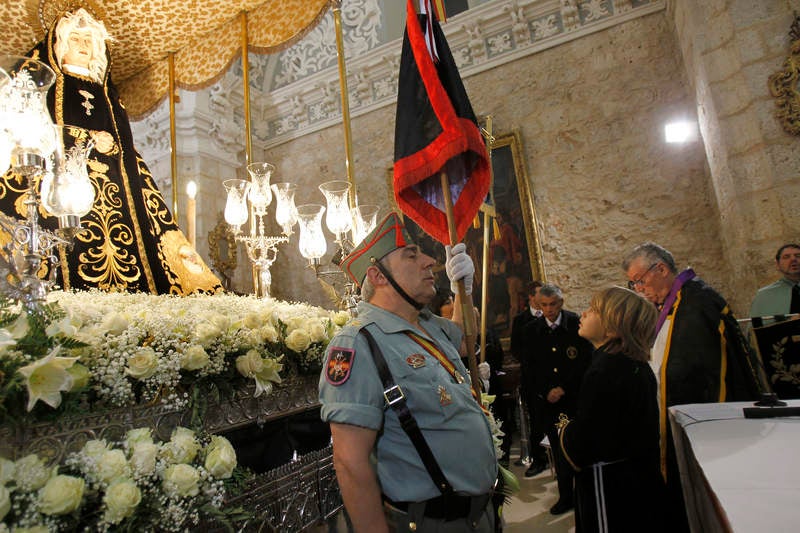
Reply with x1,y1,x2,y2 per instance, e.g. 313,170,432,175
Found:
186,180,197,248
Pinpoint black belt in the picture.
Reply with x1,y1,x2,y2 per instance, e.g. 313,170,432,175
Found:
383,494,477,521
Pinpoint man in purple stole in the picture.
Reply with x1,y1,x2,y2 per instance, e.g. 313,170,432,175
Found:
623,242,762,532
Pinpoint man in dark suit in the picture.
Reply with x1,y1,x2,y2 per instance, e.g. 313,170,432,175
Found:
510,281,548,473
523,283,592,515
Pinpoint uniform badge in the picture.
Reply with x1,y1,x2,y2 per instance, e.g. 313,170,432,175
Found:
437,385,452,406
406,354,426,368
325,346,355,386
567,346,578,359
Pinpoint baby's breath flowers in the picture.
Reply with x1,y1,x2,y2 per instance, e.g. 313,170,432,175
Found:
2,427,239,531
0,290,346,420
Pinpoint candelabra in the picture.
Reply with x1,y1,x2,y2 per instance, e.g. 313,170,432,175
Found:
223,163,288,298
223,165,379,310
0,56,95,312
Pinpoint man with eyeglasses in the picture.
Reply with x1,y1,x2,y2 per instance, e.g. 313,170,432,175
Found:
622,242,762,533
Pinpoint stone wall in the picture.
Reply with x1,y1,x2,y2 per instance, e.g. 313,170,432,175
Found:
263,10,732,313
669,0,800,315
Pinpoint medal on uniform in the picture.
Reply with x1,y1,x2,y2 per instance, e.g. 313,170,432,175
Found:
453,370,465,384
406,354,426,368
438,385,452,406
567,346,578,359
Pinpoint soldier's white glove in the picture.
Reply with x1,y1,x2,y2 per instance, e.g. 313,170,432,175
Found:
445,243,474,295
478,361,491,380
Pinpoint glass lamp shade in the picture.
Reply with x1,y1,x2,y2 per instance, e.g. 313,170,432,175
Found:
318,180,352,237
296,204,327,260
271,182,297,235
351,204,379,244
42,125,96,217
223,179,251,231
246,162,274,214
0,55,57,159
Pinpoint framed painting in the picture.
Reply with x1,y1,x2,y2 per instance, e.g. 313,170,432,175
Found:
387,129,545,334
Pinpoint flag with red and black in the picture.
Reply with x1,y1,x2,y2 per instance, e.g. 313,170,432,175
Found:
393,0,490,245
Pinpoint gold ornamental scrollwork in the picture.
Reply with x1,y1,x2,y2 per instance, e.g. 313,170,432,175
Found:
768,12,800,136
207,213,238,291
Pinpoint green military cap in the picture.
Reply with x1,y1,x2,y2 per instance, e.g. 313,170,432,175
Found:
341,212,416,287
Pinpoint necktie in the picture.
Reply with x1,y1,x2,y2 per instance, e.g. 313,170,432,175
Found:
791,284,800,314
550,322,558,330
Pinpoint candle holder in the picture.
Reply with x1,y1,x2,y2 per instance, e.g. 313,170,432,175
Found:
221,165,380,312
0,57,95,312
223,165,287,298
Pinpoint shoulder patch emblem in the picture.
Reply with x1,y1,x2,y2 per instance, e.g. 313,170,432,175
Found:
325,346,355,386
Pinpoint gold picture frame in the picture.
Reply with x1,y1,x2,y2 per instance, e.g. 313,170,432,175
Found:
768,13,800,136
386,129,545,332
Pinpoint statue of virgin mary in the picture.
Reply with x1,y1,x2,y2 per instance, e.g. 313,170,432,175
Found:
0,7,221,295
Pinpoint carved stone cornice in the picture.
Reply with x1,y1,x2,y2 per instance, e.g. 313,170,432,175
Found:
254,0,666,149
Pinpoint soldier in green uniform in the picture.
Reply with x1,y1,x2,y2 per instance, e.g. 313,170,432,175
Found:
319,213,498,533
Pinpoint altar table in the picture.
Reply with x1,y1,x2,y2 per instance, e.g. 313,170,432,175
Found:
669,400,800,533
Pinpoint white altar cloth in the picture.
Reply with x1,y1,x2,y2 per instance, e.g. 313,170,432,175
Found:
669,400,800,533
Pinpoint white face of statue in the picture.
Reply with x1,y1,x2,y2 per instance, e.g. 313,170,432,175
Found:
62,30,93,68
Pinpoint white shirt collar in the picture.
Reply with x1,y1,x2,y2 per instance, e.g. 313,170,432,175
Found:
545,312,562,328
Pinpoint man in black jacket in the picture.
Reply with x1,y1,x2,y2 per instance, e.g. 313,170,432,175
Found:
522,283,592,515
623,242,762,532
510,281,546,472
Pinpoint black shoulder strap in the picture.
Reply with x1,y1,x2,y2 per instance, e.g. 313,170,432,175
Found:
360,326,454,495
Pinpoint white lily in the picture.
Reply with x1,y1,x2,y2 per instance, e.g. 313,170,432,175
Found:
17,348,79,411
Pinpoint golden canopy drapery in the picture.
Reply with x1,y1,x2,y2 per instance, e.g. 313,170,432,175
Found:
0,0,331,119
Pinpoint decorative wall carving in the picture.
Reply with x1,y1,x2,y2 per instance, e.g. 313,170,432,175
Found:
132,0,667,161
768,12,800,136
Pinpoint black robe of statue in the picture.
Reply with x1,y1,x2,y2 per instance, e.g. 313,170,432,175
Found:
560,347,666,533
0,27,221,295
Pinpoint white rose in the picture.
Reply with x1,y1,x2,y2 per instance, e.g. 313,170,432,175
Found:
204,436,237,479
67,363,91,391
38,475,84,515
162,427,199,464
180,345,210,371
308,322,327,343
97,449,130,484
129,442,159,476
103,478,141,524
81,440,108,464
100,312,128,336
259,324,278,344
162,464,199,498
0,485,9,521
209,313,231,332
125,347,159,380
235,350,264,378
14,454,50,491
243,313,264,329
124,428,153,449
194,322,221,345
285,329,311,352
0,456,15,485
332,311,350,327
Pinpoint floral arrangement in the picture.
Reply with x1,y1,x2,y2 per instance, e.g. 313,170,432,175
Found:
0,426,244,531
0,290,350,423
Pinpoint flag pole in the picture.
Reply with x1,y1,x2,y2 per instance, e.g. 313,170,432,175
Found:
440,172,482,394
